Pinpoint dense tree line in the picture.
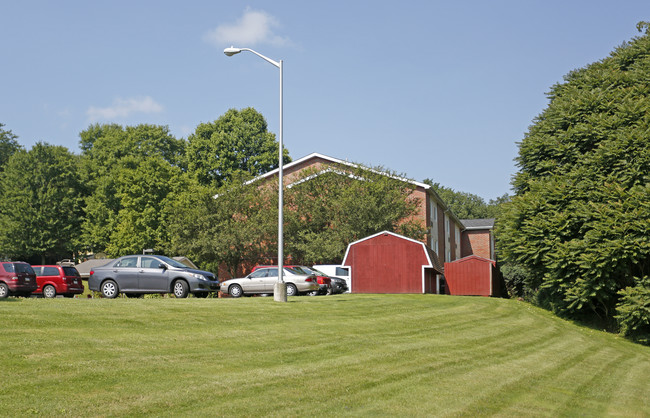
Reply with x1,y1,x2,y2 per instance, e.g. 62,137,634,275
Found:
0,108,426,279
497,23,650,344
423,179,509,219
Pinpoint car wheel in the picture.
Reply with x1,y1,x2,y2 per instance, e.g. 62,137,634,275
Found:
307,290,319,296
286,283,298,297
0,283,8,299
326,285,333,295
43,285,56,298
229,284,243,298
173,280,189,298
193,292,209,298
101,280,119,299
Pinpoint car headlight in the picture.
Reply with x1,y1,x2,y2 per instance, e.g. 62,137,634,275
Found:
192,273,208,281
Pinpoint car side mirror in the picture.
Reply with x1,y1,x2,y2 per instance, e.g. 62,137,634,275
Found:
159,264,167,270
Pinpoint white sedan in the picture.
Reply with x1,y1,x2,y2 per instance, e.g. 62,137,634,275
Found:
220,267,319,297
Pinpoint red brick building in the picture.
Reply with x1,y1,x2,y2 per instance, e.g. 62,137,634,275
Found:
459,218,495,259
446,218,500,296
255,153,466,271
246,153,499,295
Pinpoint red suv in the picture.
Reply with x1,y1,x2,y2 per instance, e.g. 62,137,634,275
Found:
32,265,84,298
0,261,37,298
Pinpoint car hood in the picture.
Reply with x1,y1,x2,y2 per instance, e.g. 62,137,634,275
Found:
170,267,216,279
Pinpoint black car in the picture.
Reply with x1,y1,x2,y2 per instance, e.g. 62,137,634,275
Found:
88,255,218,298
328,276,348,294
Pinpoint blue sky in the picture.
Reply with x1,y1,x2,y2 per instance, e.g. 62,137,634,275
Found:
2,1,648,200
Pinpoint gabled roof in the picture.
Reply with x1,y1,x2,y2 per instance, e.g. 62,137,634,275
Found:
248,152,466,229
446,254,496,266
255,152,432,190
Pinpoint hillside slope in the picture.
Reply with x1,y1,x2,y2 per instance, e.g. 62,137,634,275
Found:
1,294,648,416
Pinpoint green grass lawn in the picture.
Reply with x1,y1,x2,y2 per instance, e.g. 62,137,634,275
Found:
1,294,649,417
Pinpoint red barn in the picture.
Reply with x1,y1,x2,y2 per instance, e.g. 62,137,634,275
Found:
342,231,444,294
444,255,501,297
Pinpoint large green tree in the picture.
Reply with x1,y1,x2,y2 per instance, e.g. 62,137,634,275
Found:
105,156,187,256
79,123,185,254
185,108,290,188
0,123,22,170
165,175,276,278
497,24,650,339
80,123,185,169
0,143,85,263
284,163,427,265
167,162,427,277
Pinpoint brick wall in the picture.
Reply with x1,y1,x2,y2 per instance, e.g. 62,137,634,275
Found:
461,230,492,259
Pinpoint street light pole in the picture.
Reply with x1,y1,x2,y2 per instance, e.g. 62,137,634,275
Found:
224,46,287,302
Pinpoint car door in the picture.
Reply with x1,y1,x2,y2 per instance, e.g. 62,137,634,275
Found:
262,268,280,292
138,257,169,292
244,269,269,293
111,256,140,291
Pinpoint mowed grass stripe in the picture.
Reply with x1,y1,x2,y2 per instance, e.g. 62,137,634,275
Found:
1,294,648,416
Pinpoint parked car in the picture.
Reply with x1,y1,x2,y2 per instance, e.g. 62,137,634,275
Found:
285,266,336,295
253,265,332,295
88,255,219,298
313,264,351,293
220,267,318,297
305,266,348,294
0,261,37,298
32,265,84,298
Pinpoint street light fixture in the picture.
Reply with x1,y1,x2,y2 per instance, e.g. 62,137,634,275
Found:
224,46,287,302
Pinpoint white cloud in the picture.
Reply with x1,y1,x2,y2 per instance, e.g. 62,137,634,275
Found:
204,8,289,47
86,96,163,121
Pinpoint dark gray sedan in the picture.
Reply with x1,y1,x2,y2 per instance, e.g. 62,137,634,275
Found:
88,255,219,298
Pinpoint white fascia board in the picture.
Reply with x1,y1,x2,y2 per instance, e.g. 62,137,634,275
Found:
249,152,431,190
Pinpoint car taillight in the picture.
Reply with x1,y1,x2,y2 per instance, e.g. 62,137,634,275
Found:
10,276,18,281
89,270,94,276
306,277,315,282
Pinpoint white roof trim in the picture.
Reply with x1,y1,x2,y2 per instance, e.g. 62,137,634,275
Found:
286,167,367,189
254,152,431,190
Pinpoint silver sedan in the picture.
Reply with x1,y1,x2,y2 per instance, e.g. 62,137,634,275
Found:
88,255,219,298
220,267,319,297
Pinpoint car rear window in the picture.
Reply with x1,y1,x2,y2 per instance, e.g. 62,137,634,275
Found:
289,266,310,275
8,263,36,275
62,266,80,276
42,267,59,276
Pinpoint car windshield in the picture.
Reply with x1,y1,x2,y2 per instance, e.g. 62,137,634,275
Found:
309,267,327,276
154,256,189,269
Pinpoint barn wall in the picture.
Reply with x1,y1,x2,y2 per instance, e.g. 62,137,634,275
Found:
444,257,494,296
345,233,430,294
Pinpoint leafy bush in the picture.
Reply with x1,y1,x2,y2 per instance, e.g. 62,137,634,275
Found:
616,276,650,345
496,24,650,333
